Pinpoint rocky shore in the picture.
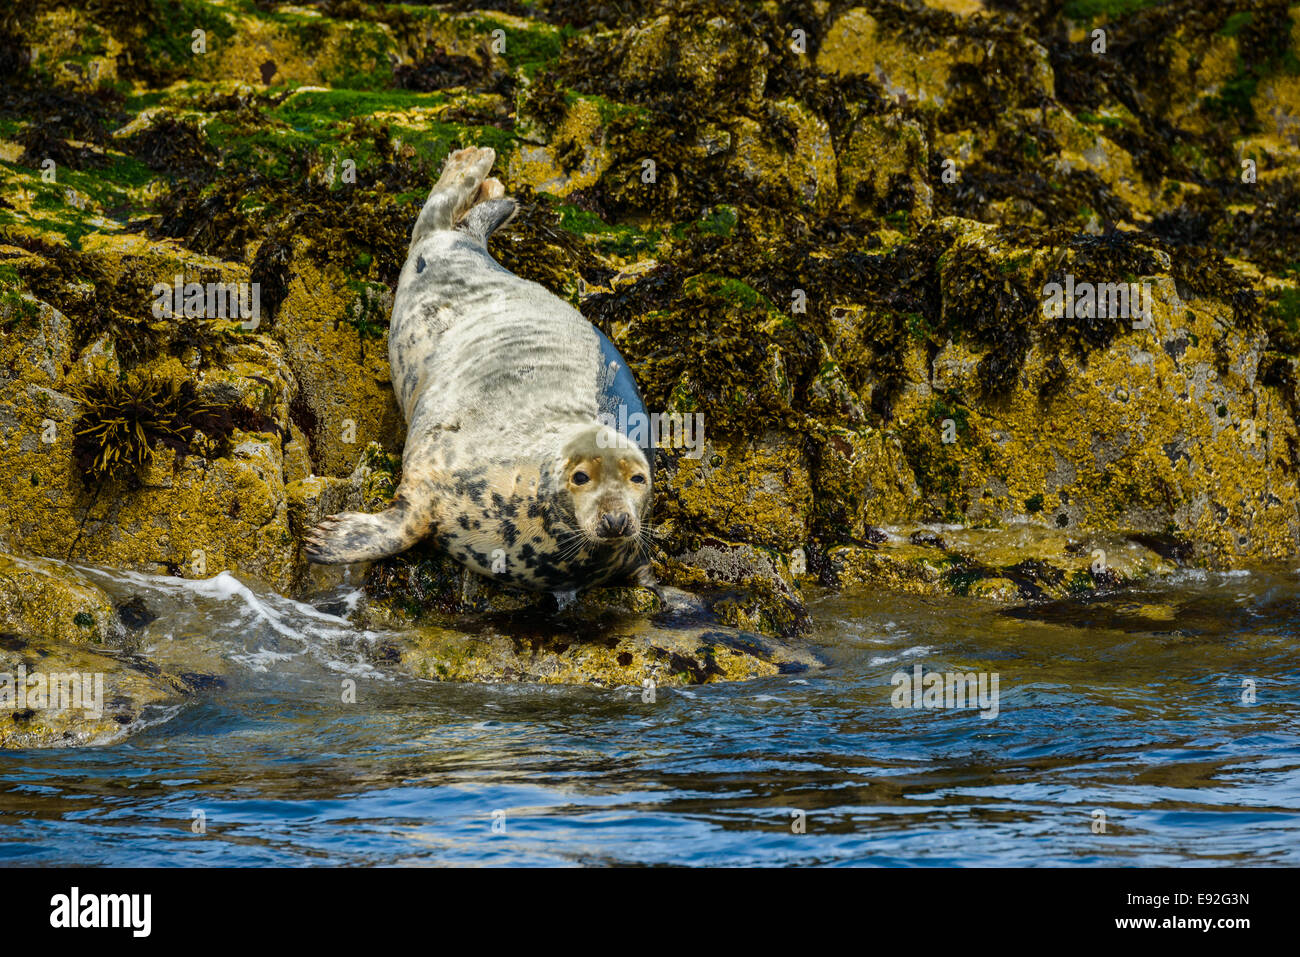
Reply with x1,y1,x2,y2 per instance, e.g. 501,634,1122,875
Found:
1,0,1297,741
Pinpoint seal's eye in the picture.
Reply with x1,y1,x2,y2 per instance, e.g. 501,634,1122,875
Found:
572,471,590,485
630,474,646,484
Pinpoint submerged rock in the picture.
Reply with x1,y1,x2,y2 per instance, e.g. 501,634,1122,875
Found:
0,632,193,748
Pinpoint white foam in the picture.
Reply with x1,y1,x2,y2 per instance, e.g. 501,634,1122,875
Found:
230,647,299,672
72,564,388,679
868,645,933,667
325,658,388,679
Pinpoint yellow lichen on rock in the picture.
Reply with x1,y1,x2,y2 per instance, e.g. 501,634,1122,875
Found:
659,434,814,552
272,255,404,477
0,552,118,644
389,617,813,686
509,95,612,197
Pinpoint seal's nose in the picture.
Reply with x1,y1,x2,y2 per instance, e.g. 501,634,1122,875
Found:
597,512,633,538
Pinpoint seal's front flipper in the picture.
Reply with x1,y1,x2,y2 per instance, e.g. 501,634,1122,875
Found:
305,499,430,565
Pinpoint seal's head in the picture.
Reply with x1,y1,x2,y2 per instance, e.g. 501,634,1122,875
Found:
553,423,652,545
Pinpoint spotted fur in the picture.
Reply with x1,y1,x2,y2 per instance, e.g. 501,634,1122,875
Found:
305,147,655,592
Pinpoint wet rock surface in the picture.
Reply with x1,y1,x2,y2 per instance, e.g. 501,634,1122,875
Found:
0,1,1297,721
0,631,193,748
367,586,820,686
0,552,215,746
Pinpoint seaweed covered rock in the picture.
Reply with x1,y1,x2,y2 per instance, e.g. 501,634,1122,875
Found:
823,525,1180,602
0,0,1297,664
0,248,305,591
366,595,819,686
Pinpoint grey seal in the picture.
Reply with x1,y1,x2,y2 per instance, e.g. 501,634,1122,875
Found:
305,147,657,594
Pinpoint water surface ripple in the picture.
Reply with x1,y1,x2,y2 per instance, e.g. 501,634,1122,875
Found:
1,565,1297,866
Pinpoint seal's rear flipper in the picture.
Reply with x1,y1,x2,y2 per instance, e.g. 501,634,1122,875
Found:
458,198,518,246
411,146,497,242
305,499,430,564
